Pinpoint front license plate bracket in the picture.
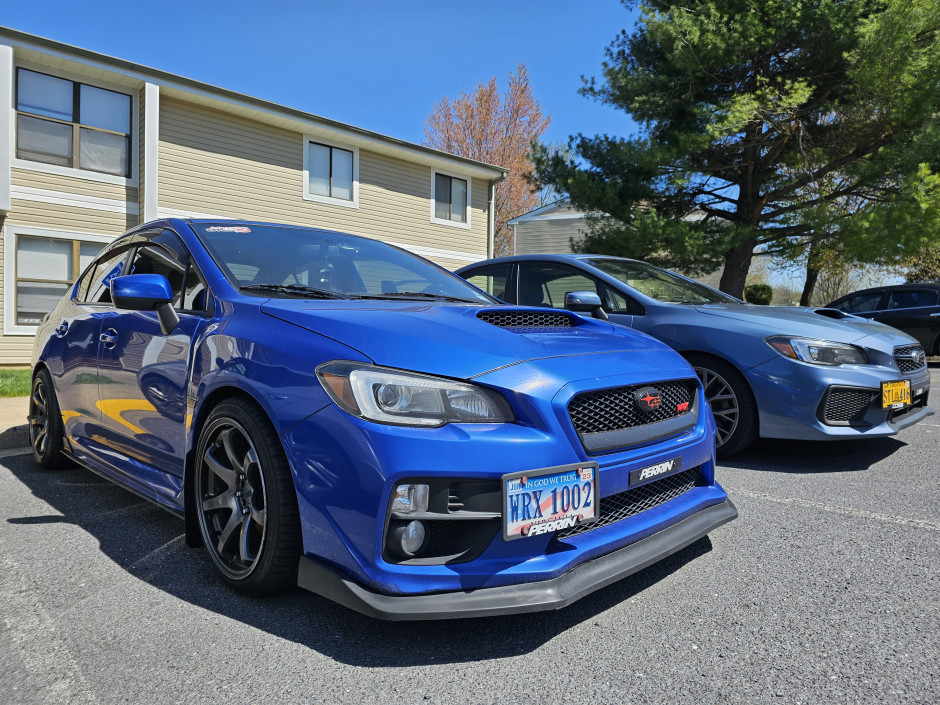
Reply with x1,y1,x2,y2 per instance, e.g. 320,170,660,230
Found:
881,379,911,409
502,462,598,541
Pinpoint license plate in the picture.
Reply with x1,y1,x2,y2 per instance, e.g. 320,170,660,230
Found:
881,379,911,409
502,462,598,540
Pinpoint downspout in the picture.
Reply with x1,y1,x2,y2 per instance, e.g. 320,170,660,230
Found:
486,173,506,259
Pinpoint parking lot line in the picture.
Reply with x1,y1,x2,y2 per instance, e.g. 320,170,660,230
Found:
726,486,940,532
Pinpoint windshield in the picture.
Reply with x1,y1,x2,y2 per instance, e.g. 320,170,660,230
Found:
192,223,492,303
587,258,740,305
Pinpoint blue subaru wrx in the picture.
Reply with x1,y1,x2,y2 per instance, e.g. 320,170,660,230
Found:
30,220,736,619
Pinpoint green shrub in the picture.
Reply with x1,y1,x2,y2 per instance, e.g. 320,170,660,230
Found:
744,283,773,305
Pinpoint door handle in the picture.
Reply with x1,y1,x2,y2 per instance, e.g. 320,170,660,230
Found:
54,322,69,337
931,313,940,318
100,329,118,348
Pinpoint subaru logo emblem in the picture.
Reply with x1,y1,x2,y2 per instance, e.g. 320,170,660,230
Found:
634,387,662,413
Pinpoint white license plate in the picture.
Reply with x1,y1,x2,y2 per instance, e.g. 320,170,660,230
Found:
502,462,598,540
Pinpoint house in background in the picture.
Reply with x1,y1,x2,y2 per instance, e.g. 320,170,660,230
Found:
0,27,506,365
509,198,723,289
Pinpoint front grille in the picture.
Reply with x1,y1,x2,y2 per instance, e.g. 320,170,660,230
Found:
894,345,927,373
823,388,875,423
568,380,695,434
477,310,574,328
554,467,699,540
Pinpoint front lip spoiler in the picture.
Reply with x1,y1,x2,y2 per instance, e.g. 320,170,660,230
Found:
297,498,738,621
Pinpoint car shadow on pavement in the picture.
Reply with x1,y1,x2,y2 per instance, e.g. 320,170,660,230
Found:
720,435,906,473
4,453,714,667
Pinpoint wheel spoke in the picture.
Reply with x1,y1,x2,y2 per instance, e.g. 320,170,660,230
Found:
237,516,254,563
204,449,237,487
250,504,266,527
202,488,235,513
33,429,47,454
220,428,245,474
216,510,241,556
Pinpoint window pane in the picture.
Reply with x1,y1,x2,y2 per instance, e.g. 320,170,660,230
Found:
17,282,71,325
79,84,131,133
888,290,938,309
79,128,128,176
183,264,208,311
434,174,451,219
17,69,73,121
17,114,72,166
83,250,128,304
308,143,331,197
129,246,186,307
463,264,510,299
18,236,73,281
451,177,467,222
332,148,353,200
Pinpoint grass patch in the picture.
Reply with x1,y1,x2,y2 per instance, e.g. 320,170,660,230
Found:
0,369,32,398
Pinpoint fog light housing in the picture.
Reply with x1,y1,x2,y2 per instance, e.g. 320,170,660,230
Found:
390,483,429,514
389,520,427,558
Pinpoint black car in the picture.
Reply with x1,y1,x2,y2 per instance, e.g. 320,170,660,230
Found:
826,284,940,356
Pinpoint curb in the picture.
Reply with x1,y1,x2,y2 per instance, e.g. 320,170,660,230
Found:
0,423,28,450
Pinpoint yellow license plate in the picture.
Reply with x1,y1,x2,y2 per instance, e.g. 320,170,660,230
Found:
881,380,911,408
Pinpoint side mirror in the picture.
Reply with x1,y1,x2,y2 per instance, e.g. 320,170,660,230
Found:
110,274,180,335
565,291,609,321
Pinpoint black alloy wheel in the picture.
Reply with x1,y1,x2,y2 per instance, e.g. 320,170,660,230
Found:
28,369,70,469
194,398,300,595
686,355,758,458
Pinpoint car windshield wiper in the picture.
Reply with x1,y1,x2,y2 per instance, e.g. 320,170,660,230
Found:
352,291,484,303
241,283,348,299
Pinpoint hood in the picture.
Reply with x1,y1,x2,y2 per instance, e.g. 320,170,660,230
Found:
261,300,674,379
691,303,914,346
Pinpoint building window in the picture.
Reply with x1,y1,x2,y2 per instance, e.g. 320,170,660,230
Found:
431,171,470,228
15,68,132,178
14,234,104,326
303,138,358,207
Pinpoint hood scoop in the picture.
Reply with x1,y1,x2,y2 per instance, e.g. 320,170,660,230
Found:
812,308,853,320
477,309,575,329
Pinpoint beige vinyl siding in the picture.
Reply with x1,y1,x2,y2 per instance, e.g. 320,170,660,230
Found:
515,218,587,254
0,224,35,365
11,168,139,204
8,200,137,232
158,99,489,265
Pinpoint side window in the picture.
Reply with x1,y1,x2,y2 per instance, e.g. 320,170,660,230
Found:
182,263,210,312
835,291,883,313
517,262,604,309
127,244,186,308
77,247,131,304
462,264,510,300
887,290,938,310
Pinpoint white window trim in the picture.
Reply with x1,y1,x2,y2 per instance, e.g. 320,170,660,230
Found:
302,135,359,209
3,225,115,335
10,64,140,187
430,169,471,230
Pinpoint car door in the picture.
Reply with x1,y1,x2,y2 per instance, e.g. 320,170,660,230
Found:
96,230,212,483
47,241,137,444
514,261,634,325
872,288,940,352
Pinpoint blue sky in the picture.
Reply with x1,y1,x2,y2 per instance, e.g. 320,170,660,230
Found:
4,0,642,148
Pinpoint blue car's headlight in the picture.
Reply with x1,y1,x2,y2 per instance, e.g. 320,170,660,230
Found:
765,336,868,366
316,361,513,427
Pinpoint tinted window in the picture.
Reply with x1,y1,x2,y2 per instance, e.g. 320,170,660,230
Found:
832,291,884,313
128,244,185,308
462,264,511,300
518,262,604,309
887,290,938,309
587,258,738,304
182,263,209,312
77,248,131,304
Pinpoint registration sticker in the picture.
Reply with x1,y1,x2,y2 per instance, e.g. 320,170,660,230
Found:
502,462,598,541
881,379,911,409
205,226,251,233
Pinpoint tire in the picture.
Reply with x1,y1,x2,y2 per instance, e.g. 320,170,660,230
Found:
686,354,758,458
194,398,301,595
29,368,71,469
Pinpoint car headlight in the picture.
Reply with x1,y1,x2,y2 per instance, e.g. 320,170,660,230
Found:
316,361,513,427
765,336,868,366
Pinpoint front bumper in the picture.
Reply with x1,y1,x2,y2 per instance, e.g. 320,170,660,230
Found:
747,356,933,441
297,498,738,620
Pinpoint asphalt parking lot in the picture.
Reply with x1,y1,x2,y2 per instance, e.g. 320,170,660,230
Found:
1,368,938,705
